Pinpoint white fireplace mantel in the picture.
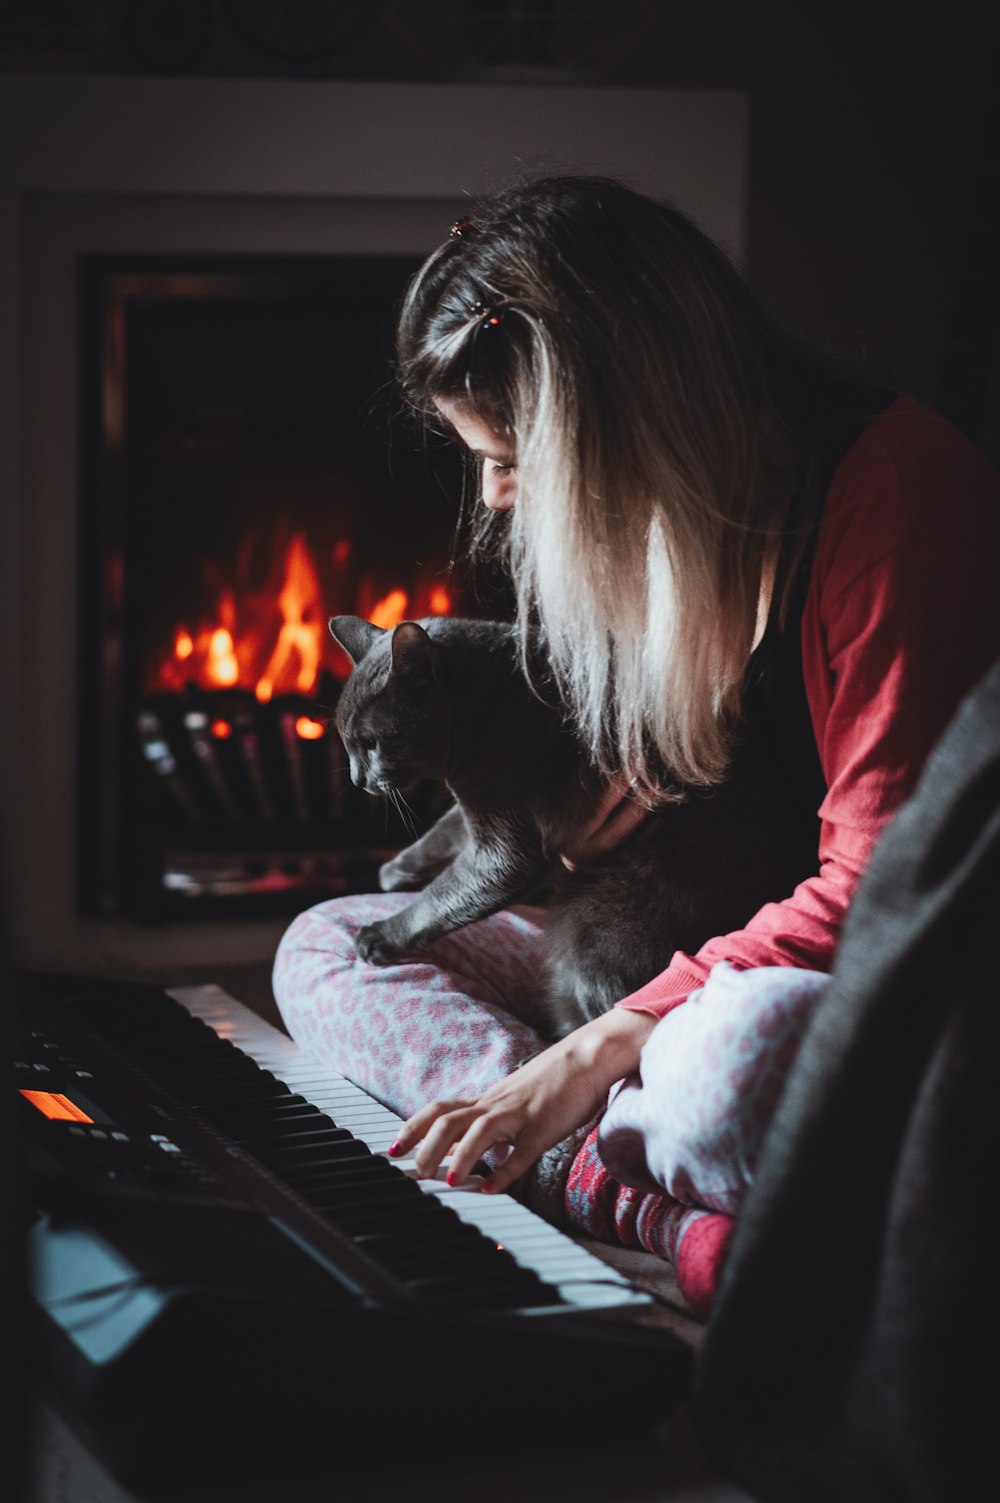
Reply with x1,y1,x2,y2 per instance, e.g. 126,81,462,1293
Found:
0,73,746,971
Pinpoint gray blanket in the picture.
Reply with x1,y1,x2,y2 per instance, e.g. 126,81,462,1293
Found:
693,652,1000,1502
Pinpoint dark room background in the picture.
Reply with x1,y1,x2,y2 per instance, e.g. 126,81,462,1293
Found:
2,0,998,461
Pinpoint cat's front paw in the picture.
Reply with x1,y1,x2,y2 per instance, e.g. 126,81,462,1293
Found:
378,854,425,892
354,922,408,966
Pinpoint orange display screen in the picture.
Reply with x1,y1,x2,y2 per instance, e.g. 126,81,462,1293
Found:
19,1089,94,1124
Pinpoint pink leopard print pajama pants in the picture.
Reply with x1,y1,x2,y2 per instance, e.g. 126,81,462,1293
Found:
272,893,830,1311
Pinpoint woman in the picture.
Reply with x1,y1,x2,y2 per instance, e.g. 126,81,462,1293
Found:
273,175,1000,1310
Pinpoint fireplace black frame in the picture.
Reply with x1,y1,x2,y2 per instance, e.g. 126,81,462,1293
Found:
75,251,480,923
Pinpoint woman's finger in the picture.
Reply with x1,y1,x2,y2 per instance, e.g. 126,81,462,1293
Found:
477,1140,540,1197
439,1109,521,1186
412,1106,483,1179
388,1097,474,1161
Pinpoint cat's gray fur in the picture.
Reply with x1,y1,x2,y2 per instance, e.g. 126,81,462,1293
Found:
331,614,814,1039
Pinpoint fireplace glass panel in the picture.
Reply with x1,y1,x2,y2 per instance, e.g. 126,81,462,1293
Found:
78,254,494,921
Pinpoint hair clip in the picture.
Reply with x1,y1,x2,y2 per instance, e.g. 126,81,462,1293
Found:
469,300,504,330
450,218,472,238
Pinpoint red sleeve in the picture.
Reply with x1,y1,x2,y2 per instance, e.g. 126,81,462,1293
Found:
618,398,1000,1020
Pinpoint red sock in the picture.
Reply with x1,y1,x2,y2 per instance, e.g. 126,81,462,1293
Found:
674,1212,736,1314
564,1125,736,1314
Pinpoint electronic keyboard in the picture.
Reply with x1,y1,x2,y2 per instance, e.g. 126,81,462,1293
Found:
15,970,692,1488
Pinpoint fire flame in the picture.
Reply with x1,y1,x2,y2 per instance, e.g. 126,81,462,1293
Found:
208,627,239,688
369,588,409,630
151,529,454,699
254,534,323,703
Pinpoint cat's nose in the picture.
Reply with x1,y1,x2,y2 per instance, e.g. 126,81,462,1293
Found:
350,754,381,794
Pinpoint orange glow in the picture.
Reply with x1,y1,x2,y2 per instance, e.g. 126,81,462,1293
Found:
369,589,409,630
254,533,324,703
210,718,233,739
295,716,325,740
148,520,456,697
20,1089,94,1124
208,627,239,687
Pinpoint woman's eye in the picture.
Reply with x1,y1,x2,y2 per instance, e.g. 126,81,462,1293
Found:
491,463,517,476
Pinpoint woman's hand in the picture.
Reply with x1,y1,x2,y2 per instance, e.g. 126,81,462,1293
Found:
560,772,654,871
387,1006,659,1194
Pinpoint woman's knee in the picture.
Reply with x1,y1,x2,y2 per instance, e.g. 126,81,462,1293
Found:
600,962,831,1211
271,894,410,1028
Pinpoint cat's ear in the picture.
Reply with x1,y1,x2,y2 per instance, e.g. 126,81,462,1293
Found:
390,621,437,678
329,615,384,664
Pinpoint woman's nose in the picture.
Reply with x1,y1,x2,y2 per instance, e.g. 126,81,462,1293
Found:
482,468,517,511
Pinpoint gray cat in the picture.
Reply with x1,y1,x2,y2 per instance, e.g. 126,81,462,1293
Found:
330,614,815,1039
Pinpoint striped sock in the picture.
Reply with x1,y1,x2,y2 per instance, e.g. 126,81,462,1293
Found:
564,1125,735,1314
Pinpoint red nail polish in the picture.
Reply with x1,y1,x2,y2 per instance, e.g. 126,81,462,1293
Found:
446,1169,458,1186
481,1179,497,1195
388,1140,402,1156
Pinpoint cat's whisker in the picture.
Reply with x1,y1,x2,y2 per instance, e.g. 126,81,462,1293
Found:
394,790,421,841
380,784,417,841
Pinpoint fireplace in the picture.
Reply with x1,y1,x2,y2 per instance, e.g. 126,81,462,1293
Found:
77,252,495,921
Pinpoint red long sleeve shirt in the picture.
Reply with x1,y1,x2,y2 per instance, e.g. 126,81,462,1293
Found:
618,397,1000,1020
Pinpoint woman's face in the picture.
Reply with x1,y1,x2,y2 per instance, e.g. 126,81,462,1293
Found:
433,397,518,512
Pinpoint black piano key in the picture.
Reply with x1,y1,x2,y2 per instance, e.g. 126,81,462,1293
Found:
114,1032,237,1057
236,1123,354,1151
349,1212,470,1249
266,1141,379,1171
177,1069,291,1100
217,1125,349,1156
206,1098,321,1127
133,1052,276,1088
370,1217,533,1267
257,1142,377,1173
320,1190,508,1250
187,1083,294,1111
146,1053,267,1082
366,1233,505,1276
275,1154,384,1183
404,1268,559,1309
301,1176,426,1209
283,1175,408,1204
322,1199,449,1235
370,1221,506,1257
312,1196,441,1227
254,1155,376,1182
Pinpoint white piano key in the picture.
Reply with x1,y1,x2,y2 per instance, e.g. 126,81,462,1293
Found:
167,984,651,1317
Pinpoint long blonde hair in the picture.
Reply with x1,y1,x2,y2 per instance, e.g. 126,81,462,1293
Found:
396,174,884,791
